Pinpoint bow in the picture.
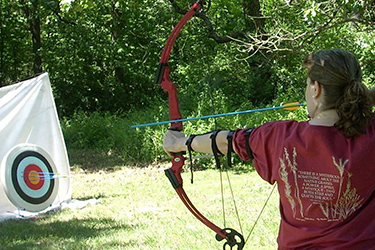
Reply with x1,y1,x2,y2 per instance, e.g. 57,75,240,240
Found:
156,1,244,249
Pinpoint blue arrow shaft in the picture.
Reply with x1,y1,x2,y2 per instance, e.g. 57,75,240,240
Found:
22,171,68,180
131,103,305,128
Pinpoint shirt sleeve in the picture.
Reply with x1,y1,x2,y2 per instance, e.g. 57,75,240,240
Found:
232,128,255,161
232,121,292,184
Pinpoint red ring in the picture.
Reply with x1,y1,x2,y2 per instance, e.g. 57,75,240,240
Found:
23,164,44,190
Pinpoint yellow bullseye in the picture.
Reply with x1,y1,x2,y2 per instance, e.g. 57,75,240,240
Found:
28,170,41,184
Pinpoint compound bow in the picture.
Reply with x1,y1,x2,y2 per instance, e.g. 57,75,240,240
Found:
155,1,244,249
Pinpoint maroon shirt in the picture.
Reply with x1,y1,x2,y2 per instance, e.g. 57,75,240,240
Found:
233,120,375,249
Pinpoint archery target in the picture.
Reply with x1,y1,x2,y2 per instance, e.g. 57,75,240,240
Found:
1,144,59,212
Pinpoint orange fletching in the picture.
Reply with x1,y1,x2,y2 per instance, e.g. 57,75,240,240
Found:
282,102,301,111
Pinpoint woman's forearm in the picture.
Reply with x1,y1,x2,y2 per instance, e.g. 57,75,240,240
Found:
163,130,231,156
190,131,230,155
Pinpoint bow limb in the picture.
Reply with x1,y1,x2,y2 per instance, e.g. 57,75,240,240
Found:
157,2,245,249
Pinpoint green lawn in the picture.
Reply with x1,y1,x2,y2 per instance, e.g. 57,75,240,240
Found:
0,161,280,250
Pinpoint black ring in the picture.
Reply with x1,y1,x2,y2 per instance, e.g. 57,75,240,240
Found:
11,151,55,205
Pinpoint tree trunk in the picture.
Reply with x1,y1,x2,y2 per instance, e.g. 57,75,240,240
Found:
111,4,126,86
23,0,43,74
242,0,264,31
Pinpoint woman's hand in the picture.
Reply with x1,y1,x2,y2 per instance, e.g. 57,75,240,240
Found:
163,130,187,157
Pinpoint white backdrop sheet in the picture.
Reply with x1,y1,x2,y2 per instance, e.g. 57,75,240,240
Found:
0,73,71,218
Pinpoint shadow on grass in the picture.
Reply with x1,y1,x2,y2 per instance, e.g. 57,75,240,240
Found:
67,148,127,172
0,217,139,250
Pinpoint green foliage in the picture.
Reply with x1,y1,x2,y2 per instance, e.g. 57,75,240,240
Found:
63,111,118,150
42,0,171,116
2,0,374,118
0,1,34,84
62,110,168,164
2,0,375,165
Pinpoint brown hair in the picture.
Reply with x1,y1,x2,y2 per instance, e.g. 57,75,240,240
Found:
303,49,373,138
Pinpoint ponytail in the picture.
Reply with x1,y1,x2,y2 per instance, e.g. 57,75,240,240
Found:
303,49,373,138
335,80,373,138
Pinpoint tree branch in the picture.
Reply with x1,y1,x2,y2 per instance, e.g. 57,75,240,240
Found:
168,0,246,44
233,2,375,58
52,1,77,26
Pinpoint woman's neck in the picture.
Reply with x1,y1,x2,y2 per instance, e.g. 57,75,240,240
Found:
308,109,339,126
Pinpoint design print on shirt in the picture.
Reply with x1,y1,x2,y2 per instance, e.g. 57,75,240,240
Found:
278,148,363,222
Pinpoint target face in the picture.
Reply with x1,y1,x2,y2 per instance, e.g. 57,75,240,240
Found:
1,144,59,212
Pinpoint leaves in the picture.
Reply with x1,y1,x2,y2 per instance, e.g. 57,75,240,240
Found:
1,0,374,117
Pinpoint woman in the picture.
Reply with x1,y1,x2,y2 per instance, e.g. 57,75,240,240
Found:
163,49,375,249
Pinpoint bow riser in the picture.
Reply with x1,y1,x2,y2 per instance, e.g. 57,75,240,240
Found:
160,66,183,131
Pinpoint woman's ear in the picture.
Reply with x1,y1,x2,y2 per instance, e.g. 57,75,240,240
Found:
313,81,322,99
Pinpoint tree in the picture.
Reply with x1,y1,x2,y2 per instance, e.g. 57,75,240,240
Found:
0,1,34,86
1,0,374,117
20,0,43,74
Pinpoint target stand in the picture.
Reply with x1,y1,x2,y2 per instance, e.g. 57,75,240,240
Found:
1,144,59,212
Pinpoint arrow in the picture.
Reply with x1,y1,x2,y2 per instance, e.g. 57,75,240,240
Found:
131,102,305,128
22,171,72,180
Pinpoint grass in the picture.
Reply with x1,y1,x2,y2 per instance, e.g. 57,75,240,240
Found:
0,153,280,250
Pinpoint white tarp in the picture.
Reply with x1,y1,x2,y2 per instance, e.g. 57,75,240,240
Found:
0,73,71,219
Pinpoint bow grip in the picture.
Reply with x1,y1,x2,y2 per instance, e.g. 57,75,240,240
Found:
165,154,185,189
